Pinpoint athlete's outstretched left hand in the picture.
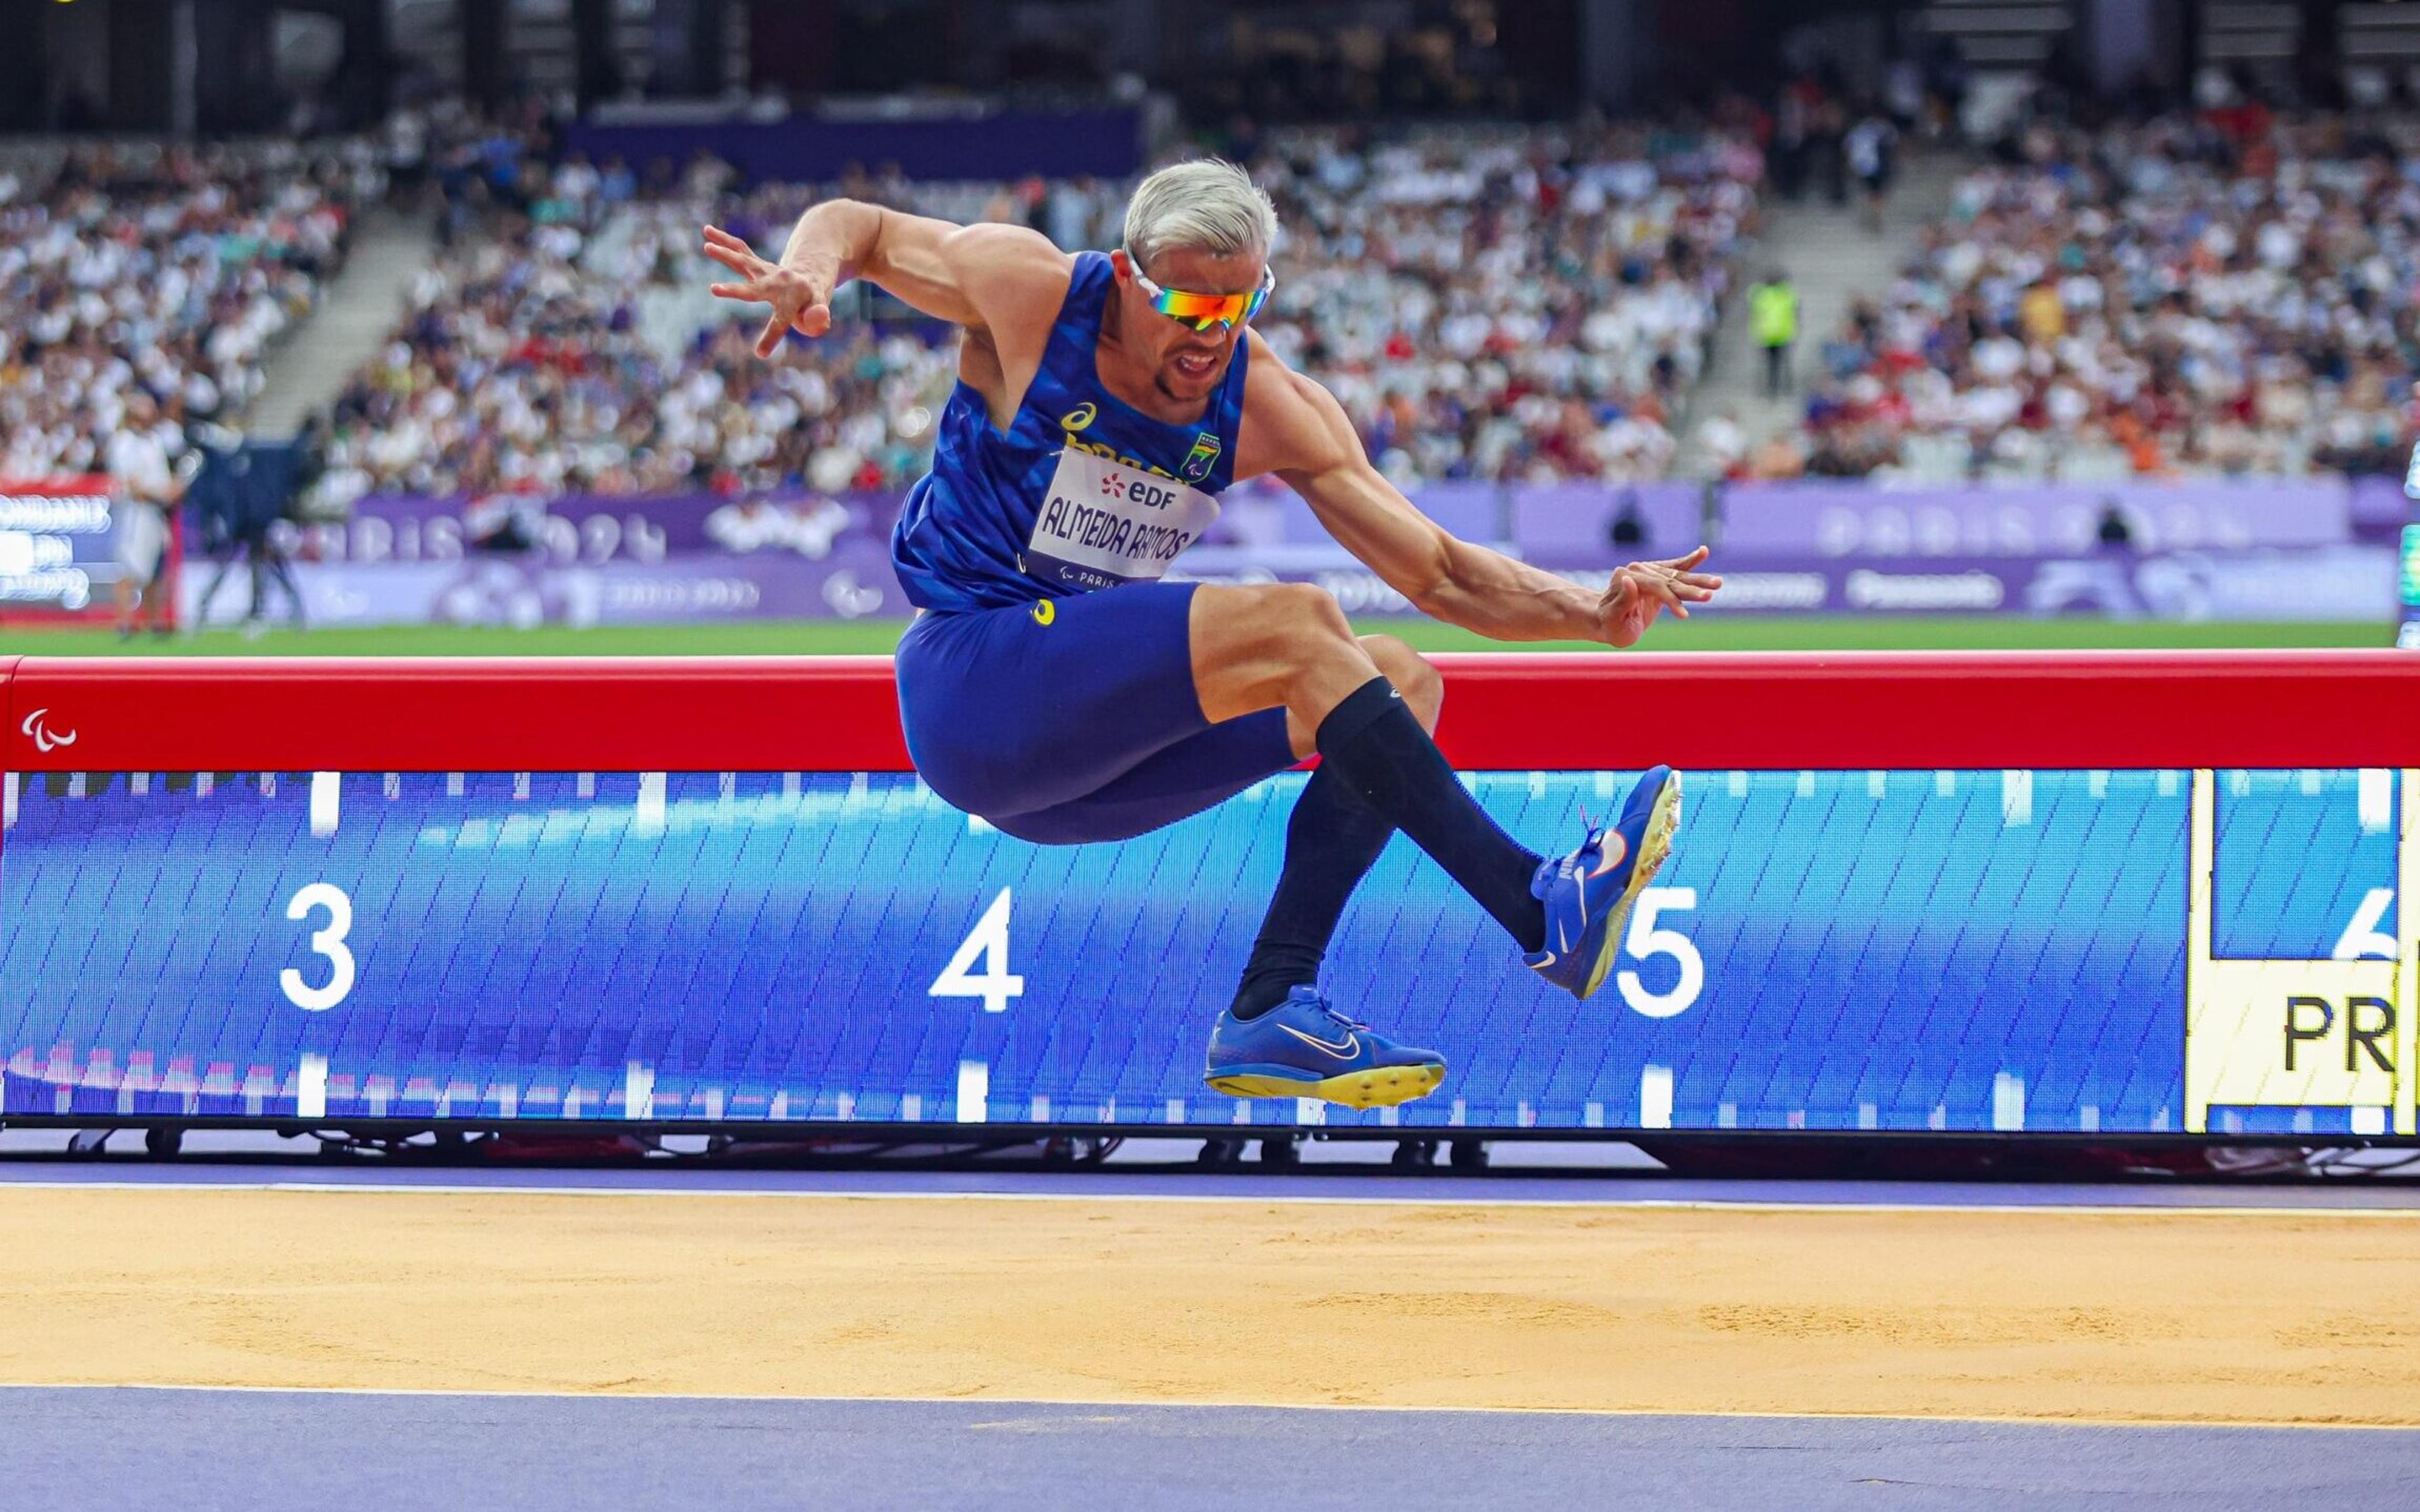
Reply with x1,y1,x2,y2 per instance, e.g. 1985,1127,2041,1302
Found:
1599,546,1722,648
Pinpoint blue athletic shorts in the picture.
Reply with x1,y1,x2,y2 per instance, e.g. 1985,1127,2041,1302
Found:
895,581,1296,845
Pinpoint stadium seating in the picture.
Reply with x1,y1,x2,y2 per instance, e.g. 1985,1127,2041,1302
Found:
1797,109,2420,483
313,121,1760,503
0,142,369,481
1249,123,1758,484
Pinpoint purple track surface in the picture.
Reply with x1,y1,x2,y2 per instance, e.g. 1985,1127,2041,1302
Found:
3,1387,2414,1511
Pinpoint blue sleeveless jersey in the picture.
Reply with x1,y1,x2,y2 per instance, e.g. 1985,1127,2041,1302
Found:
890,250,1249,613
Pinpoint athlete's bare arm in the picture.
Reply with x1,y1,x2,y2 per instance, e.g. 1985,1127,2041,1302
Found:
701,204,1071,420
1232,333,1720,648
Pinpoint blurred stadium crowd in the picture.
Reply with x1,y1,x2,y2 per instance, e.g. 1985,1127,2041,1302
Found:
1793,105,2420,483
305,110,1760,506
9,89,2420,513
0,142,371,481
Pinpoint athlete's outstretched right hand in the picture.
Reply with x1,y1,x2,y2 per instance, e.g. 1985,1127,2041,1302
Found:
1598,546,1722,648
702,224,834,357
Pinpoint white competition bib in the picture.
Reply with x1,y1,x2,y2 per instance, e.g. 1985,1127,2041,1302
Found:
1023,447,1221,592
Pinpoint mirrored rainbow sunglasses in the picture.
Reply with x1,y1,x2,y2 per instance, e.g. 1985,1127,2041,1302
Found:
1125,255,1275,333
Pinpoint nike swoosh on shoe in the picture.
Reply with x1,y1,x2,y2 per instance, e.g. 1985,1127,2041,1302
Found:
1278,1024,1361,1059
1589,832,1630,878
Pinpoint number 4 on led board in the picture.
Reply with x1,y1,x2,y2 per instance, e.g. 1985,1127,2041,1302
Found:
931,887,1025,1015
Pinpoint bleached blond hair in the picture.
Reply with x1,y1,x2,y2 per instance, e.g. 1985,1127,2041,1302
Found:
1121,158,1277,271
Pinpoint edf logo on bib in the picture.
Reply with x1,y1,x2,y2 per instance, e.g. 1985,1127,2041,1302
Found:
1100,473,1178,510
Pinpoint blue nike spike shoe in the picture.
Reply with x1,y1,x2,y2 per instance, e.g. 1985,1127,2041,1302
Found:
1524,765,1683,1000
1203,987,1447,1109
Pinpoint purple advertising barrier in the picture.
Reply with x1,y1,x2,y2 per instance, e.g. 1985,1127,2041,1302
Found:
2349,475,2414,542
1179,546,2396,622
1411,482,1507,544
183,536,2396,627
1206,479,1506,549
1511,483,1705,559
274,491,902,566
1719,479,2353,557
323,482,1697,567
181,537,908,629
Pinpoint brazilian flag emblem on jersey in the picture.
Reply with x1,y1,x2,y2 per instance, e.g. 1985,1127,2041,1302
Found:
1180,431,1221,483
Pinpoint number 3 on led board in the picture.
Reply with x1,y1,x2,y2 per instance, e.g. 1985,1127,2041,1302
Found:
280,882,357,1012
1617,887,1703,1019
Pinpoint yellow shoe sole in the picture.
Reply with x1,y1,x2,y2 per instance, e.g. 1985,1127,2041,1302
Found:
1205,1062,1446,1109
1580,772,1685,1000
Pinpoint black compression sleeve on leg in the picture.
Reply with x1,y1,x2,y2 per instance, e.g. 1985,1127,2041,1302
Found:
1230,766,1394,1020
1311,673,1409,753
1314,677,1547,952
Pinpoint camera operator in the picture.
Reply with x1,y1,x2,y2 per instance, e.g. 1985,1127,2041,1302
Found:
188,420,310,634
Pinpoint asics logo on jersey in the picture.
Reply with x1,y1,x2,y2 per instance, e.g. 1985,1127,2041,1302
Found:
1278,1024,1361,1060
1061,403,1097,432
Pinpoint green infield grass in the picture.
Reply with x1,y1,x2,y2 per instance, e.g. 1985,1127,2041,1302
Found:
0,616,2388,657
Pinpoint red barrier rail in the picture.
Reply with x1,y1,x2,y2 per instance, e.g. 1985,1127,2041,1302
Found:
3,650,2417,773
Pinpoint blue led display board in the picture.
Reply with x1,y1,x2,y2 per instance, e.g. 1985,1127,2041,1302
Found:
1,765,2412,1135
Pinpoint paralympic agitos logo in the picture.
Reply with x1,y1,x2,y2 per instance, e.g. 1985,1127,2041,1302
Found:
19,707,75,753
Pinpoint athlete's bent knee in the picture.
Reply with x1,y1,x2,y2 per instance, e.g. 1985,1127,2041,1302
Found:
1266,581,1354,646
1359,633,1443,728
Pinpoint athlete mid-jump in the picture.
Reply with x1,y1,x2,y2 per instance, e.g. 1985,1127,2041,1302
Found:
704,159,1721,1109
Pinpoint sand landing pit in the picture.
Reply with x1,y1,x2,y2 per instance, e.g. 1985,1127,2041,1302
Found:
0,1188,2413,1424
